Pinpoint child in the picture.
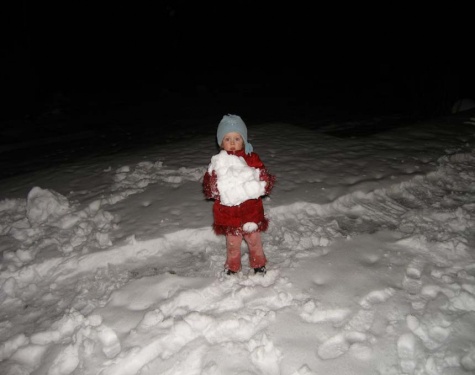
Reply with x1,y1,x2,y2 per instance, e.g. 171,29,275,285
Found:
203,114,275,275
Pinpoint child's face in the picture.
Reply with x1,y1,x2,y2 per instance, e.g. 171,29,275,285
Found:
221,132,244,152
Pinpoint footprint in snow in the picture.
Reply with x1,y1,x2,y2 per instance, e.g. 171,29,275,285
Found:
300,299,351,325
248,334,283,375
359,287,395,309
317,331,368,360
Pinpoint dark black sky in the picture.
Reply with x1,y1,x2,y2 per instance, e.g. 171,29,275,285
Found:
2,2,474,120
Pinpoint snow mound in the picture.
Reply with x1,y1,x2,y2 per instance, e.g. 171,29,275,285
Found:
27,186,70,225
1,187,117,271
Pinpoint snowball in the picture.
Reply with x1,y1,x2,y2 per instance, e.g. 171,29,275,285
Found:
208,151,266,206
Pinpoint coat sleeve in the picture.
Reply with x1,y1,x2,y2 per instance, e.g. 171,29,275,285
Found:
248,153,276,196
260,168,276,195
203,170,219,199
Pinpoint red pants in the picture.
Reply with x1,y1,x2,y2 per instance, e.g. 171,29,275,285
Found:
225,232,267,272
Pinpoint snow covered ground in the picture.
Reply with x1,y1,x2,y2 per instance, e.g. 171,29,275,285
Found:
1,107,475,375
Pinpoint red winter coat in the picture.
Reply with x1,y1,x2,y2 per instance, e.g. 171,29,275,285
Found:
203,149,275,235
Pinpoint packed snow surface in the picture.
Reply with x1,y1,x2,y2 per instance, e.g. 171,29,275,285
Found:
1,112,475,375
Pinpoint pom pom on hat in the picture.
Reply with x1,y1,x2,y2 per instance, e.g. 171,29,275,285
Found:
217,114,253,154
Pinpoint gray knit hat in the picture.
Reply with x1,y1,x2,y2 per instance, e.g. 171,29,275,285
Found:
216,114,253,154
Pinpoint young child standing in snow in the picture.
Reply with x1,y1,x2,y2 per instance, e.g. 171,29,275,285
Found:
203,114,275,275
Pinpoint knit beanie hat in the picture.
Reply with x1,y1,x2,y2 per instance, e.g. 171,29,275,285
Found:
216,114,253,154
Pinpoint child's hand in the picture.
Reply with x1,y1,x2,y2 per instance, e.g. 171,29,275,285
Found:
260,169,276,195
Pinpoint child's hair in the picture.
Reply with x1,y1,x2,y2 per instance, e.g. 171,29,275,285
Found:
217,114,253,154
